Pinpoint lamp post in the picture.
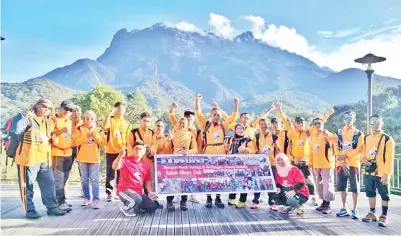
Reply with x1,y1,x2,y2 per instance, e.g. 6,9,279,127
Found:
354,53,386,133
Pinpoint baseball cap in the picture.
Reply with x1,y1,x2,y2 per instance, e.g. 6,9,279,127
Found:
270,118,278,123
60,100,75,111
184,109,195,117
295,116,305,122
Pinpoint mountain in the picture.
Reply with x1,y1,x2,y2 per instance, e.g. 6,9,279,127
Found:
21,22,401,112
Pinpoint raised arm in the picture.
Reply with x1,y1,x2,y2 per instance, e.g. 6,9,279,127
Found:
276,101,294,131
195,94,207,129
223,98,240,129
102,109,115,130
169,102,178,127
112,149,126,170
252,105,275,129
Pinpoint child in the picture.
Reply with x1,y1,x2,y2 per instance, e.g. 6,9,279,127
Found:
73,110,105,209
112,141,158,216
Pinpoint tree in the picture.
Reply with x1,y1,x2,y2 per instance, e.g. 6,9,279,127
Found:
73,84,125,124
125,88,152,127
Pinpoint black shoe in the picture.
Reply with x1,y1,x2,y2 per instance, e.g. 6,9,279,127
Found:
180,201,188,211
215,200,225,208
167,202,175,211
47,208,67,216
154,201,163,209
205,201,213,208
26,210,41,219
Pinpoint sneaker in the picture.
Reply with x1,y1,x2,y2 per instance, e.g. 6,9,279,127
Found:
279,207,293,214
106,194,113,202
215,200,225,208
205,201,213,208
92,200,100,210
270,204,279,211
167,202,175,211
296,206,304,216
250,203,260,209
228,199,236,206
310,196,318,206
322,206,332,214
336,208,350,217
235,202,246,208
58,203,72,213
47,208,67,216
362,212,378,222
180,201,188,211
154,200,163,209
378,215,388,227
26,210,41,219
188,195,200,203
65,201,72,208
316,202,325,212
120,206,136,217
172,195,180,203
82,198,90,206
351,210,359,219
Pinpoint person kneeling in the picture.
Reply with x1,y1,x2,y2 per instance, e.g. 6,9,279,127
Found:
274,153,309,215
112,141,158,217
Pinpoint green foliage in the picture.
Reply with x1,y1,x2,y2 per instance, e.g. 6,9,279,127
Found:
125,88,152,127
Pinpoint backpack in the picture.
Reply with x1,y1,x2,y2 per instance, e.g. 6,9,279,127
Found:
131,128,155,143
202,121,225,152
6,113,32,158
336,128,362,151
255,133,278,156
2,117,13,151
365,133,391,163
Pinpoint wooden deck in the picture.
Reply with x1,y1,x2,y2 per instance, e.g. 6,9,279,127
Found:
2,184,401,235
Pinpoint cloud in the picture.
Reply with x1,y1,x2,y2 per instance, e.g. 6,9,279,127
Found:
317,31,333,37
383,18,397,25
317,28,360,38
175,21,204,35
208,13,235,39
242,15,265,38
351,24,401,41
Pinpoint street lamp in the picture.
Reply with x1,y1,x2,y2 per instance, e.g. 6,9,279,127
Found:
354,53,386,133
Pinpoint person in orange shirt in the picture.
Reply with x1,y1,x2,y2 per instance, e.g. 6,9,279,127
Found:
151,120,170,155
73,110,105,209
69,105,84,198
50,100,75,211
195,94,239,208
127,112,154,163
309,118,337,214
102,102,132,202
165,117,198,211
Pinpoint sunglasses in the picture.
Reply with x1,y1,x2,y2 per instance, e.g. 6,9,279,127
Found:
343,116,353,121
370,121,381,126
314,122,322,125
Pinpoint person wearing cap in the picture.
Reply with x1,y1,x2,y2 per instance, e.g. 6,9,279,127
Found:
361,115,395,227
50,100,75,211
102,102,132,202
333,111,364,219
270,117,290,156
195,94,239,208
309,118,337,214
15,99,67,218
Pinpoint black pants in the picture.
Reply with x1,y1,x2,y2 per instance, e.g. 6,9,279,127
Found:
166,195,188,203
105,153,120,195
229,193,262,204
296,164,315,195
207,194,222,202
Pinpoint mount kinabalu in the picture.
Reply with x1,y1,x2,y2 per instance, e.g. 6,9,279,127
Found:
29,22,401,109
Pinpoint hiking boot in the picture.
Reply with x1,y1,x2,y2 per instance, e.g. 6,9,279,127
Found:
270,204,279,211
82,198,90,206
235,202,246,208
322,206,332,214
228,199,236,206
215,200,225,208
92,200,100,210
120,206,136,217
279,207,293,214
188,195,200,203
336,208,350,217
58,203,72,212
47,208,67,216
180,201,188,211
205,201,213,208
106,194,113,202
316,202,325,212
310,196,318,206
351,210,359,219
362,212,378,222
250,203,260,209
26,210,41,219
296,206,304,216
167,202,175,211
378,215,388,227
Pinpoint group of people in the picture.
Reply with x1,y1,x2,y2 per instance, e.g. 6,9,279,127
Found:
10,93,395,228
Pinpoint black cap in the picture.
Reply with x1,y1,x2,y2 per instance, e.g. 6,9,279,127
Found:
184,109,195,117
295,116,305,122
271,118,278,123
60,100,75,111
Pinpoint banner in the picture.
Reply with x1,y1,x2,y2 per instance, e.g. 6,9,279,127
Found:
155,154,277,196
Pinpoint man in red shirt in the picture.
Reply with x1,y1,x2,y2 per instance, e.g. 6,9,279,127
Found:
112,141,158,216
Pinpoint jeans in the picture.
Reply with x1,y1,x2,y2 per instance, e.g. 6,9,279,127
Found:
17,162,59,212
79,162,100,201
106,153,120,195
53,156,73,204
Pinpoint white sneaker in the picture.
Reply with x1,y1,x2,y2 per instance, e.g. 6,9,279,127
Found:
120,206,136,217
82,198,90,206
172,195,180,203
188,195,200,203
310,196,318,206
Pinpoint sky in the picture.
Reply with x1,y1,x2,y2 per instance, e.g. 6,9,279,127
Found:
1,0,401,82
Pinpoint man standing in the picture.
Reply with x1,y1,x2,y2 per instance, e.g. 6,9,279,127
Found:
103,102,132,202
51,100,75,211
361,115,395,227
195,94,238,208
334,111,364,219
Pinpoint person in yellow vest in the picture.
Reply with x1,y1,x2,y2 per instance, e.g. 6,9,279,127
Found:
309,118,337,214
15,99,67,219
165,117,198,211
69,105,84,198
270,117,290,156
73,110,106,209
128,112,154,164
195,94,239,208
102,102,132,202
361,115,395,227
333,111,364,219
151,120,170,155
50,100,75,212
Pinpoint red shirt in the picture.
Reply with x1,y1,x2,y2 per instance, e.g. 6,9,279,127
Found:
117,157,152,195
274,167,310,198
